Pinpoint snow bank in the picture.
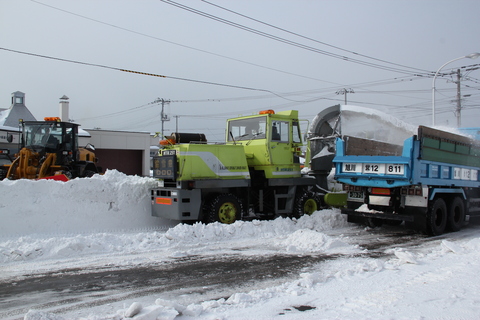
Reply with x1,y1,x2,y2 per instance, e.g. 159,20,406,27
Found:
0,209,354,266
0,170,177,237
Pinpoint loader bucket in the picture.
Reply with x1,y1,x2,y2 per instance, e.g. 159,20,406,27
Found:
40,174,69,182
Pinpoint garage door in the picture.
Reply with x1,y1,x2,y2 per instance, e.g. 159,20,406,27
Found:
94,149,143,176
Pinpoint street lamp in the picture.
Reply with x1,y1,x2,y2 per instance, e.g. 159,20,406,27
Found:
432,52,480,126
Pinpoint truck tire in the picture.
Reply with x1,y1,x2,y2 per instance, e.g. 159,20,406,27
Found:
205,194,242,224
447,197,465,232
293,191,320,218
366,217,383,228
426,198,447,236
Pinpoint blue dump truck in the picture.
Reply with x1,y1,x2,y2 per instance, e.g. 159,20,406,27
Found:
333,125,480,235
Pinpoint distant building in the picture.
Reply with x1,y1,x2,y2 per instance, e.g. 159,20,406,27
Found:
0,91,36,151
0,91,153,176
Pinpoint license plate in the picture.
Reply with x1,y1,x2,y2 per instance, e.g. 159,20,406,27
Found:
342,163,405,175
162,149,176,156
348,191,364,199
362,163,404,175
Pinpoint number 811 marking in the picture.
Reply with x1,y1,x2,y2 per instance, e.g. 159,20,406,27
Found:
387,164,404,175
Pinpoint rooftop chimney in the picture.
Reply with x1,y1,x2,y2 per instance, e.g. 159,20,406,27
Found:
59,95,69,122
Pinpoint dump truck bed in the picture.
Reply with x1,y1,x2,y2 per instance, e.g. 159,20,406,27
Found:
334,126,480,189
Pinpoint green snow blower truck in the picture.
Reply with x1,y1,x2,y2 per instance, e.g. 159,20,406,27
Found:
151,109,336,224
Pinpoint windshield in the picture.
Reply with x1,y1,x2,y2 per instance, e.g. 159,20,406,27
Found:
24,123,63,148
228,116,267,141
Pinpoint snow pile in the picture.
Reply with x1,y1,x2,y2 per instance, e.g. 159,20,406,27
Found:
0,209,355,268
279,228,352,253
340,104,417,145
0,231,170,265
0,170,177,237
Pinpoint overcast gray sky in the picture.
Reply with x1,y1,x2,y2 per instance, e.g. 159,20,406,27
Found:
1,0,479,141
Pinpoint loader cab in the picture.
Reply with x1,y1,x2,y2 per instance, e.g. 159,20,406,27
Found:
226,110,303,178
21,119,79,165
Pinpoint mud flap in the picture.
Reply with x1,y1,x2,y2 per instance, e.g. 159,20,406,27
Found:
403,207,427,232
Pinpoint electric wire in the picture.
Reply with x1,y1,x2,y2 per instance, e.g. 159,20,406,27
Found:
30,0,478,109
160,0,433,76
200,0,431,74
0,46,308,102
22,0,480,126
30,0,341,86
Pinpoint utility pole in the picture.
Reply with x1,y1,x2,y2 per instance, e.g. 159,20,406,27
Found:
158,98,171,138
336,88,355,105
455,69,462,127
174,115,179,133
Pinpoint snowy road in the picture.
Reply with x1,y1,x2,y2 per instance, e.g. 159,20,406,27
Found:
0,254,338,319
0,222,437,320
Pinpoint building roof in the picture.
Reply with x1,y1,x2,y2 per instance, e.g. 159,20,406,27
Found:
0,91,36,131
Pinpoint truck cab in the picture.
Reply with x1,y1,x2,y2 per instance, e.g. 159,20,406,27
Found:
226,110,303,179
22,119,80,164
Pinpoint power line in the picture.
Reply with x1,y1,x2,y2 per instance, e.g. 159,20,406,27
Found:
29,0,341,86
160,0,433,76
3,45,437,108
200,0,431,75
28,0,452,106
75,100,160,122
0,46,310,101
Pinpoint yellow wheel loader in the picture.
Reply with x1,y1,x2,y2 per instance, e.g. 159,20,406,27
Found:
2,117,101,181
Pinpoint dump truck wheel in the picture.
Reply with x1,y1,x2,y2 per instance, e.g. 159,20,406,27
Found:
384,219,403,226
426,198,447,236
366,217,384,228
206,194,242,224
293,191,320,218
447,197,465,232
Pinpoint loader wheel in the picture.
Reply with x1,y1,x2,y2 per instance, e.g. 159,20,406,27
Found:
205,194,242,224
447,197,465,232
82,170,96,178
6,158,19,180
293,191,320,218
426,198,447,236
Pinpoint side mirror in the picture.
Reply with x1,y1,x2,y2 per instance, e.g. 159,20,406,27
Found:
85,143,96,151
7,134,13,143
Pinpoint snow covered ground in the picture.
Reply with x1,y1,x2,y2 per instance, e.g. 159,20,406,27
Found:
2,171,480,319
